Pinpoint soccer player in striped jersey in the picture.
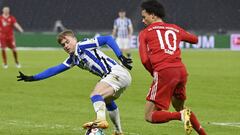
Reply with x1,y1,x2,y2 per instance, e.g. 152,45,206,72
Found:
112,9,133,59
139,1,207,135
17,29,132,135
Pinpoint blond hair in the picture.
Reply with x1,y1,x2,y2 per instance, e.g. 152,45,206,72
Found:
57,29,75,44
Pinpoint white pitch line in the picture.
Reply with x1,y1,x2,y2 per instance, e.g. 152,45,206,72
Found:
209,122,240,128
1,120,85,132
123,132,140,135
1,120,140,135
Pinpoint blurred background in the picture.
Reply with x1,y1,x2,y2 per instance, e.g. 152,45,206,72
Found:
1,0,240,48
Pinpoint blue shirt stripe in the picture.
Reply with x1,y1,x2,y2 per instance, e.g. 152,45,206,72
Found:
79,43,97,50
84,50,108,73
107,58,117,65
91,65,103,76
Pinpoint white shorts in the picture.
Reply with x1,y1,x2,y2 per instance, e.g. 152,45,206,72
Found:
100,65,132,98
116,37,130,50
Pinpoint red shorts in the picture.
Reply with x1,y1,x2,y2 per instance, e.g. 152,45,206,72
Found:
0,37,16,49
146,66,188,110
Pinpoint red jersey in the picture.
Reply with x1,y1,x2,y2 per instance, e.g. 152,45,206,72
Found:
0,15,16,38
138,22,198,75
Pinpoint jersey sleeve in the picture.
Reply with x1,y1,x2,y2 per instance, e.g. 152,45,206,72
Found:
178,25,198,44
63,56,75,67
138,31,153,76
11,16,17,24
113,19,117,28
33,63,70,81
96,36,122,57
77,39,98,50
128,18,133,27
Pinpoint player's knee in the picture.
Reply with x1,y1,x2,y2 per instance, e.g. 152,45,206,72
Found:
172,98,184,111
1,48,6,51
173,105,183,112
144,112,153,123
90,91,102,97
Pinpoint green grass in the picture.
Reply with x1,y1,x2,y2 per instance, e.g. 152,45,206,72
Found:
0,49,240,135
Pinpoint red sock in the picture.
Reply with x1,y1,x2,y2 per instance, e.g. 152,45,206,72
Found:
191,112,207,135
151,111,181,123
1,49,7,65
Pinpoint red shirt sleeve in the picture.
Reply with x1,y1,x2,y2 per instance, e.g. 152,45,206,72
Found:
11,16,17,24
178,26,198,44
138,30,153,76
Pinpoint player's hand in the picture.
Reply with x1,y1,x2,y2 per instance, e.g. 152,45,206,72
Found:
118,55,133,70
17,71,35,82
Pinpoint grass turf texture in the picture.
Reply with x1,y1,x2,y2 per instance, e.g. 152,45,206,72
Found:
0,50,240,135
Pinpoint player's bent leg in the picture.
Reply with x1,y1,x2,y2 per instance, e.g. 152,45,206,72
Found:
180,108,192,135
172,97,205,134
144,101,157,122
83,95,108,129
83,82,115,129
106,100,123,135
172,95,192,134
91,81,116,121
190,112,207,135
82,96,109,129
145,101,181,123
172,96,184,112
85,67,130,130
91,81,115,98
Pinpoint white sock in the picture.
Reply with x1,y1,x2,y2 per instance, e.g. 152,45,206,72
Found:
180,110,184,122
93,101,106,120
108,108,122,133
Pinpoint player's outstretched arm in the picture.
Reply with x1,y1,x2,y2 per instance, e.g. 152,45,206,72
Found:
17,63,70,82
14,22,24,33
178,26,198,44
17,71,35,82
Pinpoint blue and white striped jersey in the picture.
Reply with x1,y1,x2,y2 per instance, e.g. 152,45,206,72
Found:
32,36,123,81
63,38,120,77
113,17,132,38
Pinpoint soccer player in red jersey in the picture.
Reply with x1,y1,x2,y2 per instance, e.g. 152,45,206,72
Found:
138,1,207,135
0,6,24,69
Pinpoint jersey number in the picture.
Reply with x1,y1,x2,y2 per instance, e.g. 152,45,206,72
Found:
156,29,177,55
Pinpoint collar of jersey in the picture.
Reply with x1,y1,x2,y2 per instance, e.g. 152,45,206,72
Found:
74,42,81,56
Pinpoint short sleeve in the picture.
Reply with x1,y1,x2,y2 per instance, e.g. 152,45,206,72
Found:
128,18,133,26
11,16,17,24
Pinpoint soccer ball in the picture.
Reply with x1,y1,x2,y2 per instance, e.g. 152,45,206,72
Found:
85,128,105,135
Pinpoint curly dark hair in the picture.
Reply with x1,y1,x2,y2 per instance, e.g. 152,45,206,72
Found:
141,0,165,19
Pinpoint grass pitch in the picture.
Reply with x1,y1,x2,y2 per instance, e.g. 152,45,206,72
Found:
0,49,240,135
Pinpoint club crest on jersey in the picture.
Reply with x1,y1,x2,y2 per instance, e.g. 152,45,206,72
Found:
2,20,7,26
